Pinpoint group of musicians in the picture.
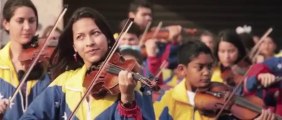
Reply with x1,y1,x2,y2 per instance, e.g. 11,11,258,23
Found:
0,0,281,120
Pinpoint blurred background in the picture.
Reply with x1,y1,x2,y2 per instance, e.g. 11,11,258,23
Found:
1,0,281,49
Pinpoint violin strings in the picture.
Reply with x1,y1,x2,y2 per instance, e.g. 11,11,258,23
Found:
234,96,262,113
107,64,153,87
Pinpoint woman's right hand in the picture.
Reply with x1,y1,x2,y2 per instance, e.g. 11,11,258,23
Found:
0,98,10,114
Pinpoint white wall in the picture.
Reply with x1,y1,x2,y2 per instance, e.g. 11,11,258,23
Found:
0,0,8,47
31,0,64,35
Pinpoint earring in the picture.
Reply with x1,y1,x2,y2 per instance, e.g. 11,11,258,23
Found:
73,52,78,62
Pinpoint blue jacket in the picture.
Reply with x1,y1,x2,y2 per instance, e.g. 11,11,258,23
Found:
21,65,155,120
0,42,51,120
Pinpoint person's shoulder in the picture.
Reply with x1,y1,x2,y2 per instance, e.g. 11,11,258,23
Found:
49,68,81,86
263,56,282,68
157,88,174,103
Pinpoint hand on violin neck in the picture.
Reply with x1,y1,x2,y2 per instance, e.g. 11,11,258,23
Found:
118,70,136,103
257,73,276,88
254,109,275,120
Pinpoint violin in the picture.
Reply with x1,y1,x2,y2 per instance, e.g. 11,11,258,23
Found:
9,7,67,103
141,27,198,43
139,26,197,58
84,52,160,99
142,29,170,42
221,59,251,87
17,36,56,80
195,82,282,120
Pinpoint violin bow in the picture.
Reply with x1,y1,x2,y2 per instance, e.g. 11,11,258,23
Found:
10,7,68,102
214,28,273,119
139,21,152,46
155,60,168,79
67,18,134,120
214,65,254,119
151,21,163,39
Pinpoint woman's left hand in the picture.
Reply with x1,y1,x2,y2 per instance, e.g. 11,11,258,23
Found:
254,109,276,120
118,70,137,103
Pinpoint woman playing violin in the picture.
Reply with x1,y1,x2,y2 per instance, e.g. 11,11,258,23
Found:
21,7,154,120
0,0,51,119
211,30,251,91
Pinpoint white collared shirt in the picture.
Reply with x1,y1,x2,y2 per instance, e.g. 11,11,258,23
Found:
186,91,196,106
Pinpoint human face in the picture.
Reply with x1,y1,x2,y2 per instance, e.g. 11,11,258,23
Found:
259,37,276,56
72,18,108,68
201,35,214,52
129,7,152,30
218,41,239,67
119,33,139,46
178,53,214,91
3,6,37,45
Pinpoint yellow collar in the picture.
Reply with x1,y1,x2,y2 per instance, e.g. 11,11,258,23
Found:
0,42,20,87
171,79,191,105
64,65,88,92
0,42,12,66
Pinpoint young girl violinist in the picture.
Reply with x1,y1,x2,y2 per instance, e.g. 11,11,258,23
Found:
0,0,51,119
211,30,251,93
21,7,155,120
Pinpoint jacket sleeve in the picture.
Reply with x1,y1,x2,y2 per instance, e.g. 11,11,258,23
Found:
153,91,173,120
20,86,64,120
244,57,282,94
116,101,142,120
115,91,155,120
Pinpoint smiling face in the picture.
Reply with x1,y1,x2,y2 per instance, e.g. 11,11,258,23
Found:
3,6,37,45
72,18,108,68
